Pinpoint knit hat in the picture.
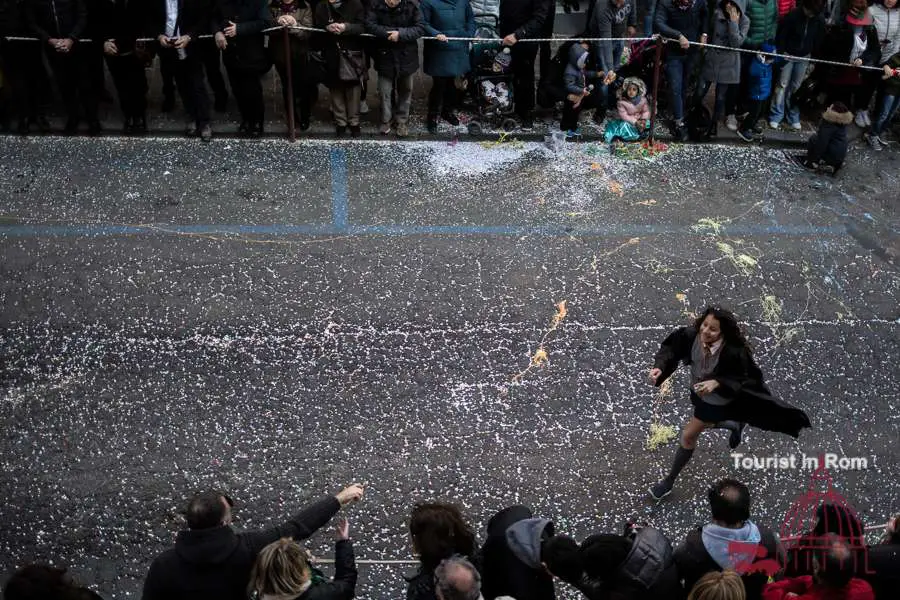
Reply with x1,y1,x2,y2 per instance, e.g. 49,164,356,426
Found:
846,0,872,26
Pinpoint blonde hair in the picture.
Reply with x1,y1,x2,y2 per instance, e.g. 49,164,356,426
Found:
247,538,312,597
687,570,746,600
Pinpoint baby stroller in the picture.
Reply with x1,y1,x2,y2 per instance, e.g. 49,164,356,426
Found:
466,14,518,134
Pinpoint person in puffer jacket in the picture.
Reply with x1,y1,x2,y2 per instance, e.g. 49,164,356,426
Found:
777,0,795,19
791,101,853,175
737,43,775,141
543,524,682,600
560,42,614,133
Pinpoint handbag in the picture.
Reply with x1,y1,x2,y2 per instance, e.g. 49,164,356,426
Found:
337,46,366,82
306,50,329,83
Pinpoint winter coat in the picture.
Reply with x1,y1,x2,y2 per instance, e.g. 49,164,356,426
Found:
616,77,651,123
589,0,637,71
150,0,214,40
421,0,474,76
498,0,548,39
865,542,900,600
776,7,825,57
821,21,880,86
141,496,341,600
268,0,314,63
747,45,774,100
215,0,271,73
25,0,87,41
295,540,357,600
882,51,900,96
776,0,794,20
701,0,750,84
0,0,22,38
577,528,682,600
313,0,366,83
806,104,851,167
96,0,155,53
871,4,900,63
762,576,875,600
479,505,556,600
365,0,425,78
675,523,784,600
563,43,600,94
655,0,708,55
652,326,811,437
745,0,777,48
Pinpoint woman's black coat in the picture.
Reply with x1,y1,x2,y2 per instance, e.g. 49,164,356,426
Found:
214,0,271,72
652,326,811,437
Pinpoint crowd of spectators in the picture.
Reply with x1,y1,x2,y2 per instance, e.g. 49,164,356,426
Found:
3,478,899,600
0,0,898,144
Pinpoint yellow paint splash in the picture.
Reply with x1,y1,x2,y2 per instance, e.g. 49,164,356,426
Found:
692,217,728,235
511,300,569,384
647,378,678,450
716,241,760,276
607,180,625,197
478,132,524,149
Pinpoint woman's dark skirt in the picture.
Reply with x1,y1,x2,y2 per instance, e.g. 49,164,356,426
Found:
690,391,733,423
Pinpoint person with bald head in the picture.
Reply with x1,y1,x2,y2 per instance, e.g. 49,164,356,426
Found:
435,556,483,600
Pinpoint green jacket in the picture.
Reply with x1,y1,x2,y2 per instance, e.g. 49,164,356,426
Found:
744,0,777,49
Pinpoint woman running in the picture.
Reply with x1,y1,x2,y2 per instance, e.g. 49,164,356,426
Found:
648,305,811,500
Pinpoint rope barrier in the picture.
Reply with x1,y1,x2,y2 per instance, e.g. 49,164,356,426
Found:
0,27,890,73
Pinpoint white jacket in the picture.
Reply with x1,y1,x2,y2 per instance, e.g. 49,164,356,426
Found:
872,4,900,63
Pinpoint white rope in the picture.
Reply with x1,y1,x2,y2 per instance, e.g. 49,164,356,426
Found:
684,38,886,73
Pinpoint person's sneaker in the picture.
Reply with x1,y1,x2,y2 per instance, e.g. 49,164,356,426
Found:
349,125,361,138
649,479,673,500
379,122,391,135
790,122,802,131
359,100,369,114
752,123,763,134
675,123,689,143
441,111,460,126
737,128,754,142
395,123,409,137
725,114,739,131
861,110,871,127
768,120,780,130
729,422,746,449
200,124,212,142
854,111,867,128
335,125,346,137
427,118,438,134
865,133,883,151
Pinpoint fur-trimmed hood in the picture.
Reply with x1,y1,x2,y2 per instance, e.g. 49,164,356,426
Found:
823,105,854,125
618,76,647,99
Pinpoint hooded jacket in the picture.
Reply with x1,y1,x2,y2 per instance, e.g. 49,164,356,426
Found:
589,0,637,71
577,528,682,600
141,495,341,600
564,43,600,95
655,0,708,54
421,0,475,77
871,3,900,62
295,540,357,600
701,0,750,84
365,0,425,78
675,521,783,600
498,0,549,40
616,77,650,123
776,6,825,57
747,43,775,100
479,505,556,600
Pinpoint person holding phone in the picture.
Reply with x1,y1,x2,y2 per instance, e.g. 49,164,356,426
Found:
647,306,811,501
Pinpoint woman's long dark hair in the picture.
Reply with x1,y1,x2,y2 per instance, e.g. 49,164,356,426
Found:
693,305,751,353
409,502,476,571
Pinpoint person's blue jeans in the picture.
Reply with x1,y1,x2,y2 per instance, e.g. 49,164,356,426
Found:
871,93,900,136
769,60,808,126
666,52,697,123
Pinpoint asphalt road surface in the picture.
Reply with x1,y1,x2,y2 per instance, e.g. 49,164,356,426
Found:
0,136,897,598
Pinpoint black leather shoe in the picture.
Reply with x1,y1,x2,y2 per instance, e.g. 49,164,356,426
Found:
441,111,459,126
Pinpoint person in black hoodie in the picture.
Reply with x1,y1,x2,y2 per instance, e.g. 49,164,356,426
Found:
478,505,562,600
151,0,214,140
3,564,104,600
25,0,101,134
674,479,784,600
141,483,363,600
866,514,900,600
498,0,549,128
246,519,357,600
405,502,478,600
543,524,682,600
213,0,272,137
101,0,154,134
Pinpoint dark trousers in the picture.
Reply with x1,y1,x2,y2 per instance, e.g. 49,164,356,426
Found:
855,70,880,112
105,52,148,119
224,62,264,124
85,41,107,96
273,53,317,124
740,98,764,132
511,43,539,118
160,39,227,102
427,75,458,117
1,41,48,121
560,92,597,131
161,48,210,127
45,46,98,123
